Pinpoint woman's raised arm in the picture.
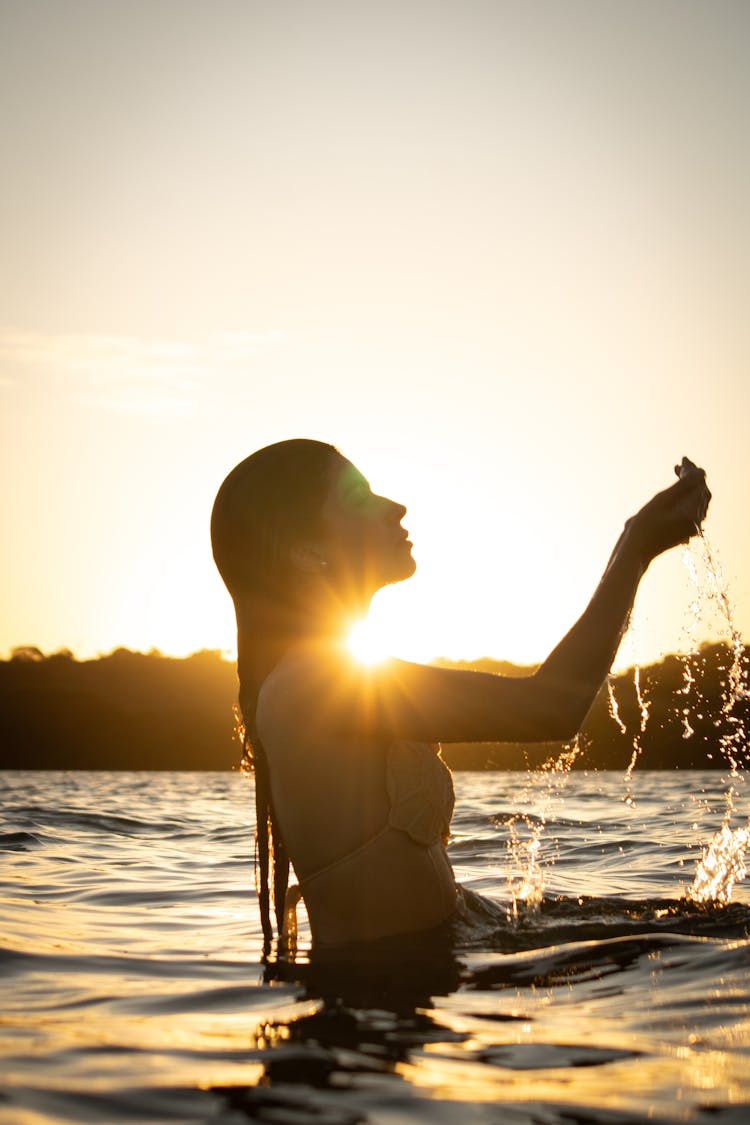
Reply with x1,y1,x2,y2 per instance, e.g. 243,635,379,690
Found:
265,459,710,747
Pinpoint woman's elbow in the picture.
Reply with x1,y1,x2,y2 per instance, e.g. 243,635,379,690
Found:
529,681,592,743
528,712,581,743
556,710,586,742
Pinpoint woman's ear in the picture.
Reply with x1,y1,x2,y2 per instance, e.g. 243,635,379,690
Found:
289,542,329,574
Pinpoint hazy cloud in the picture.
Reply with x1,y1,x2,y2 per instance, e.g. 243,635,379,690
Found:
0,329,285,416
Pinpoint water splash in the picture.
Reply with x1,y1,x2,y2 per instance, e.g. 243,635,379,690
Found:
677,546,705,741
682,534,749,776
500,532,748,912
621,666,651,806
607,677,627,736
504,815,544,920
687,817,750,905
681,533,750,902
503,739,583,921
604,607,654,807
607,659,651,808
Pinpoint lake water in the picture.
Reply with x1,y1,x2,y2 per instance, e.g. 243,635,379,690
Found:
2,768,749,1124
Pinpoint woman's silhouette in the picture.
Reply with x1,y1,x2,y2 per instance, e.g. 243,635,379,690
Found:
211,440,710,950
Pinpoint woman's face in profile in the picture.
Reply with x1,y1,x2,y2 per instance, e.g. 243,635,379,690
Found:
319,458,416,595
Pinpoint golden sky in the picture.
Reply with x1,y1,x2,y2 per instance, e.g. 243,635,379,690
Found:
1,0,748,667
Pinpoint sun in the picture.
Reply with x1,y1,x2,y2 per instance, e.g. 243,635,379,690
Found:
347,617,391,665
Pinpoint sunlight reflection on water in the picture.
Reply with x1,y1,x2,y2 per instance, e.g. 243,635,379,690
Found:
1,769,749,1125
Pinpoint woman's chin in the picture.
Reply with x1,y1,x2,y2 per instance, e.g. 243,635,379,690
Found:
390,554,417,584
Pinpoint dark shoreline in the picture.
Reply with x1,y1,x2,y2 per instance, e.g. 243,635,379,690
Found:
1,644,748,771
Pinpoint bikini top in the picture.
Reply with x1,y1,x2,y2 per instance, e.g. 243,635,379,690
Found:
251,706,455,851
276,739,455,944
385,740,454,847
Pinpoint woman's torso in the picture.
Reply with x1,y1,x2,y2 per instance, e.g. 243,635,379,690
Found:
254,649,459,944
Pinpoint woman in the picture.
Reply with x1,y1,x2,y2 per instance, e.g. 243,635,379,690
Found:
211,439,710,949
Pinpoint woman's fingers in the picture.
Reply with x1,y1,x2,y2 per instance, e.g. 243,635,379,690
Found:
673,458,710,514
636,458,711,560
675,455,700,479
673,459,711,530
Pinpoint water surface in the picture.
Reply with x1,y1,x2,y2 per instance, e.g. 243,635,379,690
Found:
2,769,749,1124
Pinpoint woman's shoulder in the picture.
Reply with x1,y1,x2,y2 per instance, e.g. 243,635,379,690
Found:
255,641,394,772
256,640,358,737
259,639,347,697
256,639,424,747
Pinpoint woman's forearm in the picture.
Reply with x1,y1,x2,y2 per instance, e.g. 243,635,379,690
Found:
533,524,647,731
532,458,710,736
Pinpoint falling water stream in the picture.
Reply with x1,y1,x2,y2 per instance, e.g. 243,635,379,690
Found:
684,534,750,902
503,739,583,918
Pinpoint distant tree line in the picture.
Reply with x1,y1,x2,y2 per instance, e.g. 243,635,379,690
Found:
0,647,239,771
0,643,747,771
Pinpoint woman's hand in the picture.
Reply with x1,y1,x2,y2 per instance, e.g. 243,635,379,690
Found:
627,456,711,567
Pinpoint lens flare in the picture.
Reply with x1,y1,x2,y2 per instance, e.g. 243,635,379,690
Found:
347,617,390,665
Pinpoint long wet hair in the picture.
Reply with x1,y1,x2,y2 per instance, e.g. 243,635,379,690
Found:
210,438,340,951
